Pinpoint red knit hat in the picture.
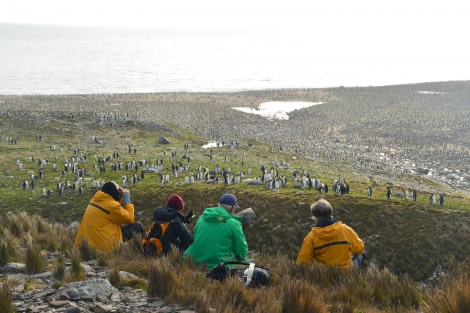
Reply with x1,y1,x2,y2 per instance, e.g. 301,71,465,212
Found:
166,194,184,211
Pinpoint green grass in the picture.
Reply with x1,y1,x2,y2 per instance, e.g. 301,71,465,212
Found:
1,110,470,312
0,279,15,313
1,112,470,282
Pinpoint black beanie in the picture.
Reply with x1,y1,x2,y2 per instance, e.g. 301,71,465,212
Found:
101,182,121,201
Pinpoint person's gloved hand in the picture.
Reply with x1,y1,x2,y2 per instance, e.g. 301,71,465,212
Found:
122,193,131,205
184,210,194,223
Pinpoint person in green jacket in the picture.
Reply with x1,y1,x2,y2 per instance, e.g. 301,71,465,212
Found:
183,193,248,268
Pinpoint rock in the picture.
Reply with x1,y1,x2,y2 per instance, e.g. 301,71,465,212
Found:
118,270,139,280
157,137,170,144
94,303,115,313
245,179,262,185
141,168,158,173
416,167,430,175
80,263,93,273
446,173,460,181
31,271,53,279
3,263,26,273
67,221,80,229
235,208,257,229
49,300,70,308
55,278,118,302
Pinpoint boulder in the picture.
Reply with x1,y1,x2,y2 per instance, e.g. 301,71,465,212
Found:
235,208,256,229
141,168,158,173
446,173,460,181
3,263,26,273
157,137,170,144
55,278,119,301
245,179,262,185
416,167,430,175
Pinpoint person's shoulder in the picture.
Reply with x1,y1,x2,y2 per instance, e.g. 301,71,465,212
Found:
226,214,243,226
154,205,181,220
339,221,358,231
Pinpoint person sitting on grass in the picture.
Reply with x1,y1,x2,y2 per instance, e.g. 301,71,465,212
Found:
183,193,248,268
146,193,194,255
75,181,146,252
296,199,365,269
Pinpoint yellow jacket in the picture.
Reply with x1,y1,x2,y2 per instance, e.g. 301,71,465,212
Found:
296,219,364,268
75,191,135,252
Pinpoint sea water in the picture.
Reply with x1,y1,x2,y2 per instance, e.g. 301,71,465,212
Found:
1,23,468,95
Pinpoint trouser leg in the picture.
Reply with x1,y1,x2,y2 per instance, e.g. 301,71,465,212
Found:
122,222,146,241
352,252,366,269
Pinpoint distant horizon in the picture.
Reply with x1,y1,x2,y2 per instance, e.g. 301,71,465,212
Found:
1,22,469,96
2,80,469,97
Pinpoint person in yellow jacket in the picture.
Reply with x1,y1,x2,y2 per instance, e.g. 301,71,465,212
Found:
296,199,365,269
75,181,146,252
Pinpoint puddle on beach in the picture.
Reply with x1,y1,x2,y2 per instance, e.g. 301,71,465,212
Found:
202,101,322,148
233,101,322,120
202,142,218,149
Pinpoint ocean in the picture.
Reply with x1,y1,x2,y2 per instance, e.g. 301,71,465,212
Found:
1,23,468,95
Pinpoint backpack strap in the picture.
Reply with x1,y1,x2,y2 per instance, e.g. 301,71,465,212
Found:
142,221,170,255
221,261,250,266
89,202,110,214
244,263,255,286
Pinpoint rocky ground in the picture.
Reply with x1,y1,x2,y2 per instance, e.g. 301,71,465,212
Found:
2,255,197,313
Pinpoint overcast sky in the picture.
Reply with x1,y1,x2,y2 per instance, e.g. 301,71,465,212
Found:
1,0,470,66
1,0,469,34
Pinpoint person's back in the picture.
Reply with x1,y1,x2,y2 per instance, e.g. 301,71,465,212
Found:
183,194,248,268
296,199,365,269
75,181,137,252
150,194,193,254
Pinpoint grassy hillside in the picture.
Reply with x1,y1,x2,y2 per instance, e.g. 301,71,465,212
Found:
1,108,469,284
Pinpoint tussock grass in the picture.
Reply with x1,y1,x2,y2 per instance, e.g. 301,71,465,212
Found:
1,110,469,283
25,235,46,274
147,257,176,298
423,258,470,313
0,242,14,266
0,279,15,313
1,203,470,312
108,268,121,287
1,104,470,312
77,237,98,261
53,255,65,279
282,280,327,313
68,247,86,282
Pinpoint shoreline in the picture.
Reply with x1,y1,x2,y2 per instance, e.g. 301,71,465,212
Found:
1,80,468,97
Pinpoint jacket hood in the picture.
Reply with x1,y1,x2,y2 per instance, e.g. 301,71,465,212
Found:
313,220,342,240
201,207,242,223
153,205,184,223
94,190,116,202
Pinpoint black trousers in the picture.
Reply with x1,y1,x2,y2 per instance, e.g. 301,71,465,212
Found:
121,222,146,241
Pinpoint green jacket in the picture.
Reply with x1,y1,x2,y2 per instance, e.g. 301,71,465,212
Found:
183,206,248,268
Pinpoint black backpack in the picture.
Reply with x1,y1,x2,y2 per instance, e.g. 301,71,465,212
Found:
206,261,271,287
